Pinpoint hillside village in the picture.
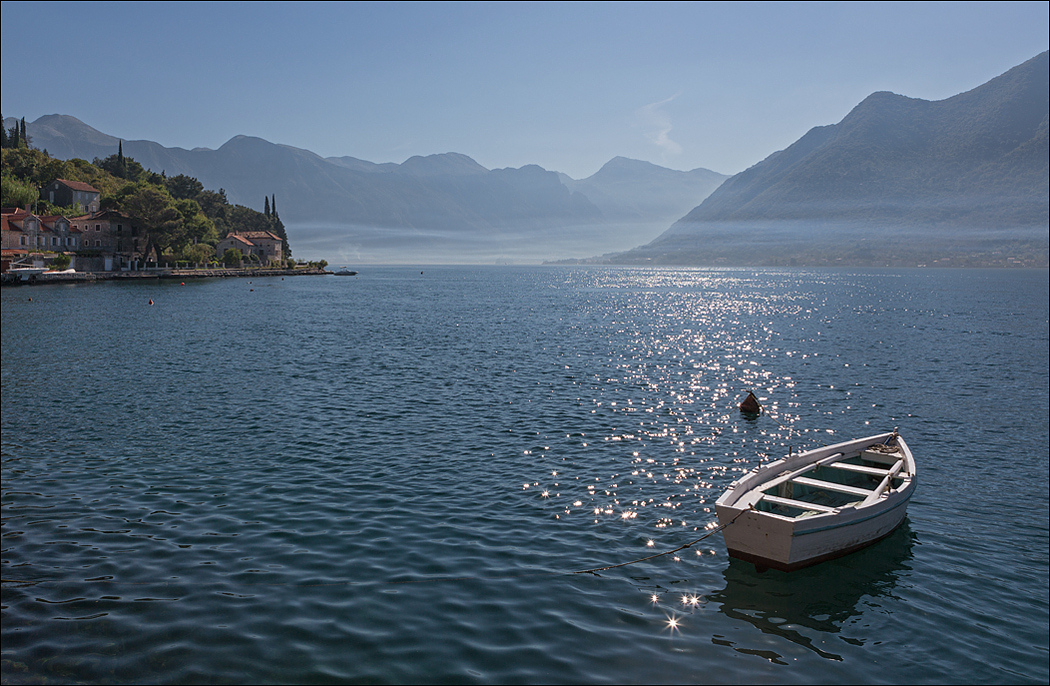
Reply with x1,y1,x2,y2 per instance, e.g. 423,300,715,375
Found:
1,123,298,276
2,180,284,273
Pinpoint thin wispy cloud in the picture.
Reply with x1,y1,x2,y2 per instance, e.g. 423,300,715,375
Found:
637,93,683,159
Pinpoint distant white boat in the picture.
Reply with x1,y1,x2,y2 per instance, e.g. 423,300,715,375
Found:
333,267,358,276
715,431,915,571
8,267,47,281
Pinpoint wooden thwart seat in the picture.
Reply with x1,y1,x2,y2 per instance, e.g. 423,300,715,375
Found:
761,494,837,513
791,475,874,498
828,461,894,477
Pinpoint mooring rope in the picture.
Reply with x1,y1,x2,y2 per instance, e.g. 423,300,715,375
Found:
571,508,749,574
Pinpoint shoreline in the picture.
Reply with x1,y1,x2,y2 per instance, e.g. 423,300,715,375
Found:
0,267,330,286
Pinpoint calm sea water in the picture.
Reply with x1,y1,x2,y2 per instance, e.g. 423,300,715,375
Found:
2,266,1048,684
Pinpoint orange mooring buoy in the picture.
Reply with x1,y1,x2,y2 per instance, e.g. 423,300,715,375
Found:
148,299,154,306
739,391,761,414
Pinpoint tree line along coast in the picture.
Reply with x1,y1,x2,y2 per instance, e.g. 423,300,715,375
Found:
1,116,329,279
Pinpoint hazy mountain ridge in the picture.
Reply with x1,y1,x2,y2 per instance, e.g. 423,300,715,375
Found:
565,157,727,226
13,115,726,261
612,51,1049,266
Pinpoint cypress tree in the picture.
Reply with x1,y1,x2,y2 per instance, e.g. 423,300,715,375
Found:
0,116,8,148
20,117,27,147
271,195,277,219
264,196,270,216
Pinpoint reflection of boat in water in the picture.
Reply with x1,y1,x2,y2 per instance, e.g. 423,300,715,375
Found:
334,267,358,276
710,521,915,662
715,432,915,571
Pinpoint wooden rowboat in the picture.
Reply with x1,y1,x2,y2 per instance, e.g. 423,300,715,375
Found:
714,431,915,571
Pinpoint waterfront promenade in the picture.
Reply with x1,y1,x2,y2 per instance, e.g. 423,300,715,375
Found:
0,266,329,286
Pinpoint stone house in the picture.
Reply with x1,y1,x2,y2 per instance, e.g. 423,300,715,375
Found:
69,209,142,264
1,208,83,271
42,179,101,213
1,208,80,251
216,230,283,265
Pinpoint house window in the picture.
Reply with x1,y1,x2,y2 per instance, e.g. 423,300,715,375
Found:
116,224,123,233
95,224,101,231
95,240,101,247
19,236,26,246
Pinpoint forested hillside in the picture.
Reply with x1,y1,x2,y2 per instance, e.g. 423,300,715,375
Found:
2,129,291,265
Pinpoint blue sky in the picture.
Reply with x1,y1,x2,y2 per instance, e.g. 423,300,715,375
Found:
2,2,1048,178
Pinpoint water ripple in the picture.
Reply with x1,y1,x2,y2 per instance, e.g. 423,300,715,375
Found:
3,267,1047,684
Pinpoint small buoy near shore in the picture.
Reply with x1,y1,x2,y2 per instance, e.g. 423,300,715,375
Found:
180,282,185,286
250,288,254,292
739,391,761,415
148,299,154,306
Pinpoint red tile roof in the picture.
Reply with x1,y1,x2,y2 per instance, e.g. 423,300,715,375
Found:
231,231,281,241
55,179,100,194
223,234,255,247
1,209,33,231
71,209,130,221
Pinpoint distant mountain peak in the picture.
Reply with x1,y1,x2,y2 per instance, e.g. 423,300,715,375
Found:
25,113,118,149
585,156,724,183
613,50,1049,267
221,134,272,148
397,152,489,176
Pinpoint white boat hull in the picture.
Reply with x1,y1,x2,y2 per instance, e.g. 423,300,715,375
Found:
715,433,915,571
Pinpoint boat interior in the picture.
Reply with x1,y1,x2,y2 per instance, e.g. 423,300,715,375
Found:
753,445,911,519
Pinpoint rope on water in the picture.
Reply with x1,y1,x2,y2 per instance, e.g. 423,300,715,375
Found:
571,508,749,574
